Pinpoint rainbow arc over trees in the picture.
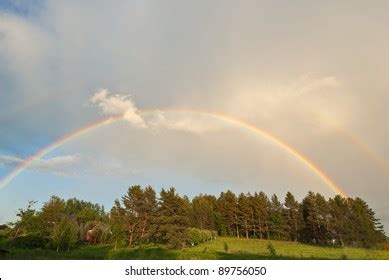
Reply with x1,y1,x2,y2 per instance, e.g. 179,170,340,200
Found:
0,109,347,197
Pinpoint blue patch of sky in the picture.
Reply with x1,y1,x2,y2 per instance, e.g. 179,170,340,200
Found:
0,120,54,156
0,0,45,17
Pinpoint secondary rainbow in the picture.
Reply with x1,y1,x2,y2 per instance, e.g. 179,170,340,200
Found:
0,109,347,197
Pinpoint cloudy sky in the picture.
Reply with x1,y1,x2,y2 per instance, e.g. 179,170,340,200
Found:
0,1,388,231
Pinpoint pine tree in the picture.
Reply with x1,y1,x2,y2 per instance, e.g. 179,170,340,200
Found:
301,192,330,244
314,193,330,244
109,199,127,249
192,194,217,231
348,197,386,247
251,192,271,239
120,185,158,246
237,193,252,239
137,186,158,242
269,194,288,240
217,191,239,237
328,195,350,246
154,188,190,248
301,192,320,243
284,192,302,242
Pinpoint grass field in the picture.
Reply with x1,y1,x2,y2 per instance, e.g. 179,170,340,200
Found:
1,237,389,260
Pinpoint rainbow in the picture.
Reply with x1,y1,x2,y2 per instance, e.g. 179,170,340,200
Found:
0,109,347,196
0,116,121,189
335,127,389,179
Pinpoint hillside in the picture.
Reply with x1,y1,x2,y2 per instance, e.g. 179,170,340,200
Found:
1,237,389,260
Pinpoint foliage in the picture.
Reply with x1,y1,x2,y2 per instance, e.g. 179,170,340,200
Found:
111,185,158,246
11,233,50,249
186,228,217,245
187,228,202,245
11,201,41,236
217,191,239,237
3,186,387,253
267,242,277,257
51,216,79,252
224,242,229,252
153,188,190,249
192,194,217,230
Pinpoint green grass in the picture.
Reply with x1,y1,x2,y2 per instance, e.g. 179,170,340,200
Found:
1,237,389,260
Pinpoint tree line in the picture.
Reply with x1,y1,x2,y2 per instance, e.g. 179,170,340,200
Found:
3,185,386,250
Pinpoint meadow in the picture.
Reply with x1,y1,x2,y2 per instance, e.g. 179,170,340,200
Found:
1,237,388,260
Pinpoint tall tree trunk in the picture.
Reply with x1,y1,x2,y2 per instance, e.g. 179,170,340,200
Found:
251,212,256,238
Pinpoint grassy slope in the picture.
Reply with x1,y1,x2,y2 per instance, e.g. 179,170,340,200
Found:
1,237,389,260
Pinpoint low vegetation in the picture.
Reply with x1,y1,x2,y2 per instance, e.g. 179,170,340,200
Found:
1,237,388,260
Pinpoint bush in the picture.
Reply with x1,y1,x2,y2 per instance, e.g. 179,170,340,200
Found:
186,228,219,246
201,230,212,241
224,242,229,252
267,243,277,257
11,233,50,249
186,228,203,245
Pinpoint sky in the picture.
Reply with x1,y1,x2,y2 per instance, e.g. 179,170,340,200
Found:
0,1,388,231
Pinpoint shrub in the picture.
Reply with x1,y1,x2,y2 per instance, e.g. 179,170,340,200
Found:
224,242,229,252
201,230,212,241
267,243,277,257
186,228,202,245
11,233,50,249
186,228,219,246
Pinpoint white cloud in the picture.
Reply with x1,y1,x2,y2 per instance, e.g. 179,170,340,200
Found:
90,90,224,134
0,154,80,175
147,111,224,135
0,153,140,178
91,89,146,128
284,74,341,97
81,155,141,177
